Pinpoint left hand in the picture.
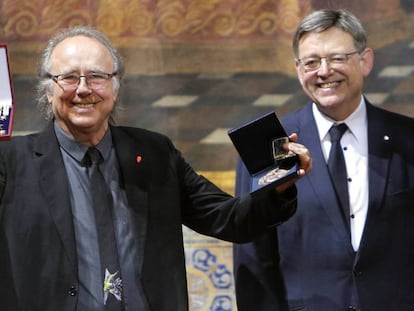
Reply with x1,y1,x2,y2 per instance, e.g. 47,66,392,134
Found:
275,133,312,193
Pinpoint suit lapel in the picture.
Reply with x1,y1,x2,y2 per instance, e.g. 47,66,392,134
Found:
36,125,151,306
111,127,150,274
356,103,391,259
365,103,390,213
289,104,354,253
35,124,78,270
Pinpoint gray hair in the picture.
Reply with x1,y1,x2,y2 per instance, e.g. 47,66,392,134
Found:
36,25,125,123
292,9,367,58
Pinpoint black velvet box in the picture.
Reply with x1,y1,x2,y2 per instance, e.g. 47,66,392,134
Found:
228,111,298,194
0,43,14,140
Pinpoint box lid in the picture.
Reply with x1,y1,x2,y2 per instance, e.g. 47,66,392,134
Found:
228,111,288,175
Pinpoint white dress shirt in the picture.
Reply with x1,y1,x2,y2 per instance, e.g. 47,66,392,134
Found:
312,97,369,251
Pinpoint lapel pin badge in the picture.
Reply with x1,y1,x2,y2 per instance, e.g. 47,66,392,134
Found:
136,155,143,163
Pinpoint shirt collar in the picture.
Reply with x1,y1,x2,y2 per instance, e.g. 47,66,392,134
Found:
54,121,113,162
312,96,367,143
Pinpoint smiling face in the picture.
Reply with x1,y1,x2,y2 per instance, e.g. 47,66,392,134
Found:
295,27,374,121
47,35,118,145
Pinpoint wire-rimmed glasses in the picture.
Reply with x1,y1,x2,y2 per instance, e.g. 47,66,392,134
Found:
47,72,117,91
297,51,360,72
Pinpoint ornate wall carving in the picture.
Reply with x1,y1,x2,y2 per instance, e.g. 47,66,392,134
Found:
2,0,308,41
0,0,310,75
1,0,413,75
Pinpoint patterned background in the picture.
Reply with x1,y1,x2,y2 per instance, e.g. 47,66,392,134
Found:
2,1,414,310
2,0,305,40
3,0,412,76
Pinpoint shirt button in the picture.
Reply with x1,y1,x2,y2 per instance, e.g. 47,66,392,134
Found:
68,285,77,296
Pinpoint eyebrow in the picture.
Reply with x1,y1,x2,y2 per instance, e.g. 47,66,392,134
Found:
54,68,112,74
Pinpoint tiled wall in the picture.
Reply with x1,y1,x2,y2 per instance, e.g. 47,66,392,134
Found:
184,171,236,311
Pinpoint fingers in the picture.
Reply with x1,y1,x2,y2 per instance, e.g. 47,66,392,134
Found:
284,133,312,176
274,142,312,193
291,143,312,175
274,133,312,193
288,133,298,143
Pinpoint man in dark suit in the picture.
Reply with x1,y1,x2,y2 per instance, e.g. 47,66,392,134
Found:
233,9,414,311
0,26,312,311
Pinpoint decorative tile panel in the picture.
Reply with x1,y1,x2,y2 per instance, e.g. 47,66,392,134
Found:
184,170,236,310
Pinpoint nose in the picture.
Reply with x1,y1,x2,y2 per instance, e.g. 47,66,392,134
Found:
76,76,92,95
317,58,331,76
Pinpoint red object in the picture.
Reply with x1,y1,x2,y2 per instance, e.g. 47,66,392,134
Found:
0,43,14,140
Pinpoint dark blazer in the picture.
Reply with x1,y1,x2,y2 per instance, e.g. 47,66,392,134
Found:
0,123,297,311
233,101,414,311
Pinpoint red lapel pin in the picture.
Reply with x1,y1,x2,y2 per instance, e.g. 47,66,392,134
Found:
136,155,143,163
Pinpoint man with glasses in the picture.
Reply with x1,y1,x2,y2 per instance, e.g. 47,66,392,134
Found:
0,26,312,310
234,9,414,311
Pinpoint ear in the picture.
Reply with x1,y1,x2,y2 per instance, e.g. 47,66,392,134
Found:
113,90,119,103
46,90,53,104
359,48,374,77
295,59,305,86
294,58,301,71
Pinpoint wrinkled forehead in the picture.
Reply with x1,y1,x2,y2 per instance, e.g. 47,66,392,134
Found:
50,35,114,71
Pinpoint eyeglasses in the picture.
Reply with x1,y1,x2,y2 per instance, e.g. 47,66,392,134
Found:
297,51,360,72
47,72,117,90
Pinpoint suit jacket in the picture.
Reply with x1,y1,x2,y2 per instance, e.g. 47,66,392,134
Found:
0,123,297,311
233,101,414,311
